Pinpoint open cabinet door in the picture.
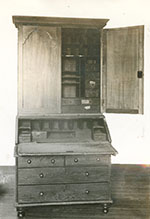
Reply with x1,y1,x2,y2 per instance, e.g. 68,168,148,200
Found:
101,26,144,114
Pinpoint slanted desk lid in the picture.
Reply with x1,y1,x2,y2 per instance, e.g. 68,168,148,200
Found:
15,142,117,156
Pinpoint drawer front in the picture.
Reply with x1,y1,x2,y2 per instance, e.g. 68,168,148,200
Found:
66,166,110,183
66,155,110,166
18,183,110,203
18,166,110,185
18,167,65,184
17,156,64,168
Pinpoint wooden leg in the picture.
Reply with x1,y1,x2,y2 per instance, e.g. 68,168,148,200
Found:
102,203,109,214
17,208,25,218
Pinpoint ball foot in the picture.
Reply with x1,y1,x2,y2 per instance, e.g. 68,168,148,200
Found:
17,208,25,218
103,203,109,214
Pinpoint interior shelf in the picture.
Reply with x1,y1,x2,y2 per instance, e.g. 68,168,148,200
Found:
62,82,80,85
62,75,80,79
61,28,100,112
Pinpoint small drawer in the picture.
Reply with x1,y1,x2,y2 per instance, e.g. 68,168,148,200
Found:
18,184,65,203
18,183,110,204
62,98,81,106
65,183,110,201
32,131,47,142
18,167,66,185
17,156,64,168
65,155,110,166
66,166,110,183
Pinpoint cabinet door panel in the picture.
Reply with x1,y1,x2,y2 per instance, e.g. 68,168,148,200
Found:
19,26,61,114
102,26,144,114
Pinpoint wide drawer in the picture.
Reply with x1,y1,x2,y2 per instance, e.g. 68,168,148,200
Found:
65,155,110,166
18,166,110,185
17,156,64,168
18,183,110,203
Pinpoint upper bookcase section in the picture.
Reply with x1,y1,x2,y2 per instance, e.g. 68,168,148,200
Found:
12,16,109,29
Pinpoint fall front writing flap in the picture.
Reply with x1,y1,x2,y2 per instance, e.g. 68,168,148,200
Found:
101,25,144,114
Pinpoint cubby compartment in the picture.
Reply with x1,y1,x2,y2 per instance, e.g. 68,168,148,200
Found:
18,117,108,144
61,28,100,113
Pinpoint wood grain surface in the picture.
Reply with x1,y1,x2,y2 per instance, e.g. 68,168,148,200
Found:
13,16,109,29
18,183,110,204
18,166,109,185
0,165,150,219
102,26,144,114
19,26,61,114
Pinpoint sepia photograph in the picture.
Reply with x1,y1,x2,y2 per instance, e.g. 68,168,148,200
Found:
0,0,150,218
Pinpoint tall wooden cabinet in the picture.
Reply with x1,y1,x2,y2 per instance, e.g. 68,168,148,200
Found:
13,16,144,218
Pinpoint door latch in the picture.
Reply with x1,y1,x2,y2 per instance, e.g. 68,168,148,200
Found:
137,71,143,78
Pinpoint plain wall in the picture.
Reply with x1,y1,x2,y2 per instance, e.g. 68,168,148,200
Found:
0,0,150,165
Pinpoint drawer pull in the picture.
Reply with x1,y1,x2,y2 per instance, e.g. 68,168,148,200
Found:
74,158,78,163
51,159,55,164
85,172,89,176
85,190,89,194
96,158,100,161
39,192,44,196
27,159,32,164
39,173,44,178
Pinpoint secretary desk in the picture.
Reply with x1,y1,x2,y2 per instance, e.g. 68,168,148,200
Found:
12,16,144,218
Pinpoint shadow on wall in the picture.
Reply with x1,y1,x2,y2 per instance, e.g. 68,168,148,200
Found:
0,184,8,198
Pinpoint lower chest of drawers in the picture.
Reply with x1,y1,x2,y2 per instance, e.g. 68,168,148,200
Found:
16,154,111,204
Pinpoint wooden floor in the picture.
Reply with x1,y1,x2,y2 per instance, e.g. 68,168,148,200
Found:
0,165,150,219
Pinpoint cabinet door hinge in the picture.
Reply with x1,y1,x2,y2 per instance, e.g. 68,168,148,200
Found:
137,71,143,78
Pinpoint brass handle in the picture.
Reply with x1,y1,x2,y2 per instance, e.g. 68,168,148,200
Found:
85,172,89,176
39,173,44,178
74,158,78,163
85,190,89,194
51,159,55,164
27,159,32,164
39,192,44,196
